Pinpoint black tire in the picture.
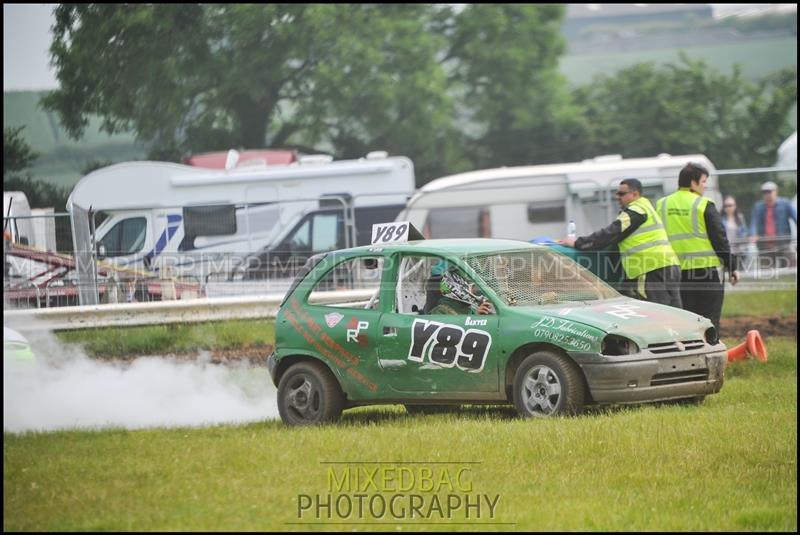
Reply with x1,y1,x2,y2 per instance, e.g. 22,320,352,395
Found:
404,404,460,415
512,351,586,418
277,361,344,426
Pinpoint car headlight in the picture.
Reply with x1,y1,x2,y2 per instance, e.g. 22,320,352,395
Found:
704,327,719,345
601,335,639,356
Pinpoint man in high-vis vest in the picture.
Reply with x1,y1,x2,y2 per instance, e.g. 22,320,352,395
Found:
563,178,682,307
657,162,739,335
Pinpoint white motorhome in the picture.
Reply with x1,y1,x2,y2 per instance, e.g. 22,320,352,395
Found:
398,154,719,241
67,151,415,282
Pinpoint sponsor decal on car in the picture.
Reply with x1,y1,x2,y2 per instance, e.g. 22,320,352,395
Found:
325,312,344,328
346,317,369,346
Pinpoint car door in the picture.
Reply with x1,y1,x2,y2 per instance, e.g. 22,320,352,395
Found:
294,254,386,398
377,253,500,394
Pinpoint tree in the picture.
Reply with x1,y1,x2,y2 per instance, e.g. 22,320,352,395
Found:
440,4,586,168
573,55,797,169
42,4,578,183
43,4,466,182
4,127,39,177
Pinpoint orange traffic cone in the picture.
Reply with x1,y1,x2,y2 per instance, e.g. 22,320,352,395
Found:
727,330,768,363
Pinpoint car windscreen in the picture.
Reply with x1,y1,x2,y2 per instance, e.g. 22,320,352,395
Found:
464,249,620,306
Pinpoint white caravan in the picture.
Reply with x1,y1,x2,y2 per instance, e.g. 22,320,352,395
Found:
398,154,719,241
67,151,414,282
3,191,57,251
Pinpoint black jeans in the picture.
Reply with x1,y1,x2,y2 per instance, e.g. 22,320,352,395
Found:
680,267,724,336
622,265,683,308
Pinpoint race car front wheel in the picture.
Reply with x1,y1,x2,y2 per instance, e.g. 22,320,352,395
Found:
513,351,585,418
278,361,344,426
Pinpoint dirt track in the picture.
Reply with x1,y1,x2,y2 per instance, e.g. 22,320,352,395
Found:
721,315,797,339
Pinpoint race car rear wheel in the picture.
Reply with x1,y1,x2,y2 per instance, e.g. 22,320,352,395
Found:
278,361,344,426
513,351,585,418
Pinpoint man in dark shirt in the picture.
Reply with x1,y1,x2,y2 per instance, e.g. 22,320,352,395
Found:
562,178,682,307
657,163,739,336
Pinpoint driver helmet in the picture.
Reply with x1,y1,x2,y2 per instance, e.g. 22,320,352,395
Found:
435,263,483,307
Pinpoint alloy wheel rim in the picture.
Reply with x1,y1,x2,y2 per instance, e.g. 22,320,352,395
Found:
522,365,562,416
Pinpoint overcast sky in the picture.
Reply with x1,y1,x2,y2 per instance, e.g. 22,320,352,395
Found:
3,4,796,92
4,4,58,91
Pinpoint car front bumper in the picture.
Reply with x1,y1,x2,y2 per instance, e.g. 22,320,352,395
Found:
571,346,727,403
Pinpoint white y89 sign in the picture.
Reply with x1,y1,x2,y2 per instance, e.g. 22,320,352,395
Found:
371,222,411,244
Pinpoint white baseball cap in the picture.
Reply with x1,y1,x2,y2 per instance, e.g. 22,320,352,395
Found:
761,181,778,192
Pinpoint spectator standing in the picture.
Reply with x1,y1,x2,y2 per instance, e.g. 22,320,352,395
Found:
749,181,797,268
657,163,739,336
720,195,749,254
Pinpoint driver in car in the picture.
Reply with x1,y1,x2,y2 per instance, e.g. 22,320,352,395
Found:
426,263,494,315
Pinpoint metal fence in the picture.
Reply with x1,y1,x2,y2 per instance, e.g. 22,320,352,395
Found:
3,165,796,309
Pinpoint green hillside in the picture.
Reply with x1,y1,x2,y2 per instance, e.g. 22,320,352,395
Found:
559,36,797,86
3,91,147,188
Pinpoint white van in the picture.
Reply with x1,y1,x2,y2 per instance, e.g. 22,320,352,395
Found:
398,154,719,240
67,151,415,282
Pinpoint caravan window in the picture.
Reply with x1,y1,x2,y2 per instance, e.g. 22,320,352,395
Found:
527,201,565,224
183,205,237,237
425,207,490,238
98,217,147,257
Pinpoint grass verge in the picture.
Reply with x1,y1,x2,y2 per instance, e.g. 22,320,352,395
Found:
55,319,275,358
722,289,797,317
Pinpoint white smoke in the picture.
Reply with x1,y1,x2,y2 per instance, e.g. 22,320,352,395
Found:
3,326,279,433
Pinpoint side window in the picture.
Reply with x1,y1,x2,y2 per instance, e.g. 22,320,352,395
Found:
395,255,442,315
527,200,565,224
280,211,344,253
99,217,147,257
425,207,490,238
311,212,341,252
307,256,384,309
395,256,490,316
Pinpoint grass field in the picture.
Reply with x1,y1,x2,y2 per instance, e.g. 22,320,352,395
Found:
722,289,798,317
3,337,796,531
6,289,798,531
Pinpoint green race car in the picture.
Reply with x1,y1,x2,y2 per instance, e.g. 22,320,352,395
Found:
269,232,726,426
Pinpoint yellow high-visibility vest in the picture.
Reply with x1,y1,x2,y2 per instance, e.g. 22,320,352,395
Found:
656,189,721,270
618,197,680,279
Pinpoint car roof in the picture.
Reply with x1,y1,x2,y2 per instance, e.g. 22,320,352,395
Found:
341,238,545,256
